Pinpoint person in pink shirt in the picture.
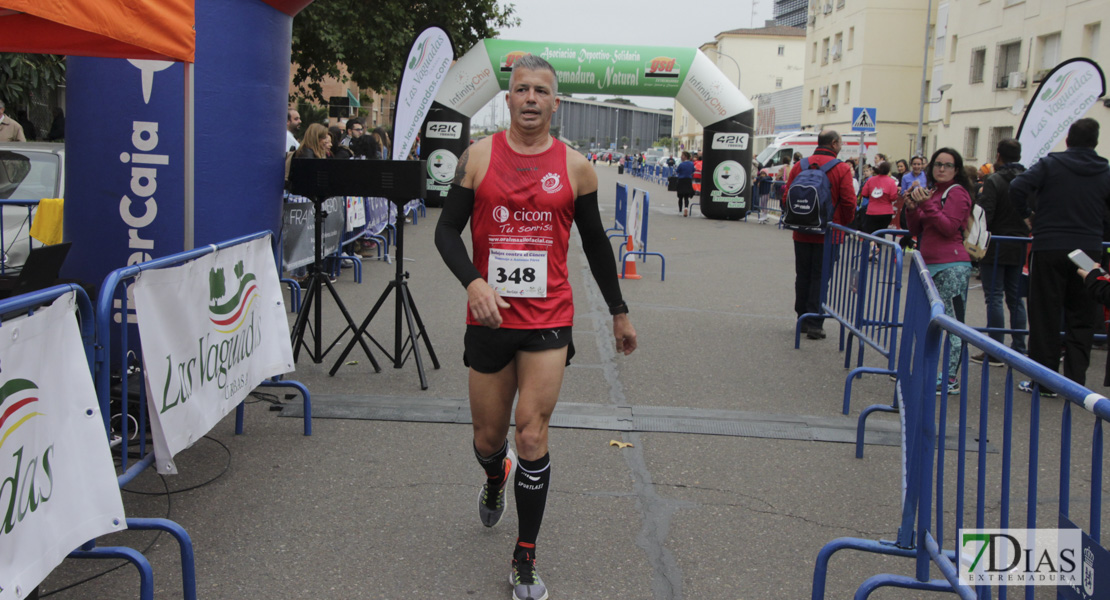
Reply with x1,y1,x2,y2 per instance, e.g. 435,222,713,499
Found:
904,148,974,395
859,161,898,234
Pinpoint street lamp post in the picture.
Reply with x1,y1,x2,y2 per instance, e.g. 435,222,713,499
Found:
703,47,741,89
914,0,935,157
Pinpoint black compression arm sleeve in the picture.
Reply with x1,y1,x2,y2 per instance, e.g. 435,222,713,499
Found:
574,191,626,311
434,184,483,288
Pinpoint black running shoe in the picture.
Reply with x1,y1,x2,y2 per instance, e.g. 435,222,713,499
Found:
510,545,548,600
478,448,515,527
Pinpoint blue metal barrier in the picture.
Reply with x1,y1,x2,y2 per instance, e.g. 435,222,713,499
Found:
796,225,905,415
619,190,666,281
94,231,312,488
0,285,198,600
607,183,629,241
813,250,1110,599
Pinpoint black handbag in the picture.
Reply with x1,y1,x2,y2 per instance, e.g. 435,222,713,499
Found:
667,176,679,192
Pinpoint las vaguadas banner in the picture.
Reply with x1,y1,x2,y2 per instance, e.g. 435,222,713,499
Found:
0,294,126,599
133,236,294,474
1017,58,1106,167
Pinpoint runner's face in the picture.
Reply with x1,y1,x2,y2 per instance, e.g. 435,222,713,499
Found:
506,68,559,131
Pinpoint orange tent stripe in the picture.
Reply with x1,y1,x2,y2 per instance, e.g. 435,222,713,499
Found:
0,0,195,63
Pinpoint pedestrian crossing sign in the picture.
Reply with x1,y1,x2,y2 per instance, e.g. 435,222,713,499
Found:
852,107,876,132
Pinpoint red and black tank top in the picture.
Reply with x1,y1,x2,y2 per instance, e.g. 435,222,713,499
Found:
469,132,576,329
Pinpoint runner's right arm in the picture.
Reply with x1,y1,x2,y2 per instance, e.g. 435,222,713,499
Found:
433,144,509,328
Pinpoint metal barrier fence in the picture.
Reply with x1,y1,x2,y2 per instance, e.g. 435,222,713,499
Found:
0,284,197,600
0,199,40,275
607,183,629,240
94,231,311,488
813,250,1110,599
797,225,905,415
751,179,784,225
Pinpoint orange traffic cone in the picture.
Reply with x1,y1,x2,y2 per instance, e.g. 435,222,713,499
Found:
621,235,641,280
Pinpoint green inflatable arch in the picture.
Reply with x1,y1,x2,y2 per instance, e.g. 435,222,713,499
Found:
422,39,756,220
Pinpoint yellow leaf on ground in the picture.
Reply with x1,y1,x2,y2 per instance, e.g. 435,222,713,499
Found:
608,440,633,449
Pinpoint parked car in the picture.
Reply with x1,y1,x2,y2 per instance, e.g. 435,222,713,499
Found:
0,142,64,270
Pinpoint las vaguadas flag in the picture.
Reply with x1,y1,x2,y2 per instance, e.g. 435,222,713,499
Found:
1017,58,1106,168
0,293,126,600
133,235,293,474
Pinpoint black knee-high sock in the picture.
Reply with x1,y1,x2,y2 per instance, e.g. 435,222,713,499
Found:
514,453,550,546
475,440,508,487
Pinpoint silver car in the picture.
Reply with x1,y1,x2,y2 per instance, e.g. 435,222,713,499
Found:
0,142,64,270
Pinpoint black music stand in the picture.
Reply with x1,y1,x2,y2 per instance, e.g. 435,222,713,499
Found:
289,158,440,389
287,159,381,369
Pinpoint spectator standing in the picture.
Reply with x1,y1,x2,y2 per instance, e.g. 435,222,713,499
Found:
674,151,695,216
895,159,909,179
784,130,857,340
901,155,927,195
329,126,352,159
286,109,301,152
859,161,898,234
692,153,702,193
904,148,974,395
1010,118,1110,395
972,138,1029,366
46,107,64,141
0,100,27,142
296,123,331,159
371,127,391,159
342,118,364,148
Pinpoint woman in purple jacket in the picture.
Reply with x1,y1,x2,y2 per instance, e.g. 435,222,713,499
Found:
904,148,974,395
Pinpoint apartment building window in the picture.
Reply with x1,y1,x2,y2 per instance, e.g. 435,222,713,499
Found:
776,77,784,89
848,27,855,50
995,41,1021,88
988,127,1013,157
822,38,830,65
949,35,958,62
830,84,839,111
778,45,785,56
809,88,815,110
970,47,986,83
833,32,843,61
1037,33,1061,70
844,81,851,105
812,41,818,64
1084,23,1101,58
837,0,845,8
965,127,979,161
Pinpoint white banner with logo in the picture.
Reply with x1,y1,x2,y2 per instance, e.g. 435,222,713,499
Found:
0,294,126,599
393,27,455,161
1017,58,1106,167
134,237,294,474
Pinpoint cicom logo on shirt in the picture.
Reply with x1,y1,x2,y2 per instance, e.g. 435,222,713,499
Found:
492,206,511,223
541,173,563,194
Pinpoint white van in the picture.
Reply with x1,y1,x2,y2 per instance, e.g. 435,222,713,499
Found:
755,131,879,179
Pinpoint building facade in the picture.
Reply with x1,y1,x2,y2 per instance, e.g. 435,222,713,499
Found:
801,0,1109,164
775,0,809,29
553,96,672,153
671,24,807,153
936,0,1108,164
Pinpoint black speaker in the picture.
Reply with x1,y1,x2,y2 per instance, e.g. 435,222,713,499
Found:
289,158,427,199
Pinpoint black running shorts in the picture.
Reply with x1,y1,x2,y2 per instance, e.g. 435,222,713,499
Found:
463,325,575,374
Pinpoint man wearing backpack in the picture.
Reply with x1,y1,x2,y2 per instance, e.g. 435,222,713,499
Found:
972,138,1029,367
784,130,857,339
1010,118,1110,396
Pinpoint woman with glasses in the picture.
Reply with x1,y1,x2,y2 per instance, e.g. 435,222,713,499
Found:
903,148,974,395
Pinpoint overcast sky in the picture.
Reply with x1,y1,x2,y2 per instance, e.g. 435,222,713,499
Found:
470,0,774,126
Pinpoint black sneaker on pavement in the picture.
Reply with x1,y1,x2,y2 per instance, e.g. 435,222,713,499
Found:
970,352,1004,367
806,326,827,340
511,545,548,600
478,448,516,527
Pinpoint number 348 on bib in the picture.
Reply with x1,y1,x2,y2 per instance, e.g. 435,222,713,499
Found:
488,248,548,298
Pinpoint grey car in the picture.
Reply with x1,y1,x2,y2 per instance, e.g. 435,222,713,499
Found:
0,142,64,270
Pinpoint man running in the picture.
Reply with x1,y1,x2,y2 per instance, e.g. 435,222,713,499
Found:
434,54,637,600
